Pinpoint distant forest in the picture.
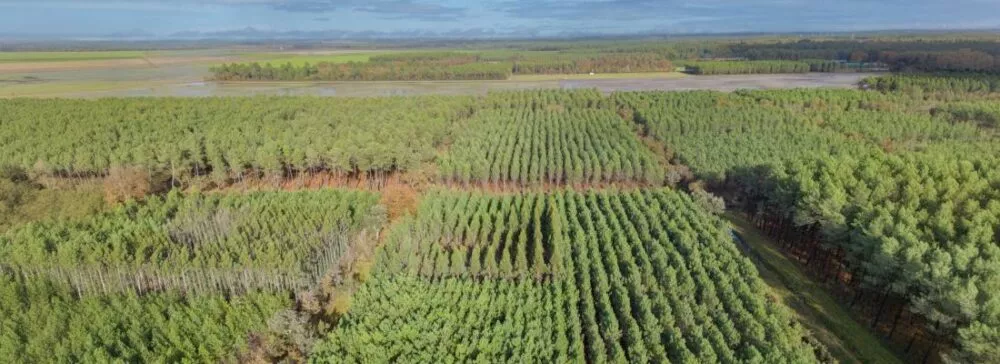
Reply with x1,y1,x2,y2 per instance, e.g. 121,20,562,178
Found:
210,37,1000,81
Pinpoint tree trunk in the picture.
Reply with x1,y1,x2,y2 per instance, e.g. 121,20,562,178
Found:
921,337,937,364
870,286,892,330
904,332,918,353
887,300,906,339
850,288,864,308
921,321,941,364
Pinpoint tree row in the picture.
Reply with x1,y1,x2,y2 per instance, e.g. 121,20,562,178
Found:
312,189,819,363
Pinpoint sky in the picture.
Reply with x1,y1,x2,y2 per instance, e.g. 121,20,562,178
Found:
1,0,999,39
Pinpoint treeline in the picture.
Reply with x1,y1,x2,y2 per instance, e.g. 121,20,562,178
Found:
211,61,512,81
511,52,672,74
0,189,383,296
736,154,1000,364
805,59,887,72
2,88,992,191
864,74,1000,94
730,39,1000,72
210,51,673,81
209,38,1000,81
312,189,819,362
1,90,662,189
686,60,811,75
685,59,887,75
0,96,473,186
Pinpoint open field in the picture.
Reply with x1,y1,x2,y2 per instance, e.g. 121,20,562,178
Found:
0,50,148,63
0,55,235,73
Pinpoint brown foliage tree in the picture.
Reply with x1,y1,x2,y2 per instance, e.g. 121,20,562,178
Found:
103,166,153,204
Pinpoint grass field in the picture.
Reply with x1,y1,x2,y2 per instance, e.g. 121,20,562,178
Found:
0,80,145,97
0,51,148,63
726,212,902,364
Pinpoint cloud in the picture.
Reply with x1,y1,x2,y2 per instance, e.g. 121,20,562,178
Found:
354,1,465,21
496,0,682,21
3,0,1000,37
271,0,347,12
5,0,469,21
165,26,547,40
268,0,466,21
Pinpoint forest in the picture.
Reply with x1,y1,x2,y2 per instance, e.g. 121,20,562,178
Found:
0,96,475,188
728,40,1000,72
1,189,383,295
2,62,1000,363
210,51,675,81
616,83,1000,363
313,189,819,363
440,103,664,186
210,37,1000,82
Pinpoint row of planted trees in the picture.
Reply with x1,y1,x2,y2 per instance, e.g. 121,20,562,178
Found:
864,74,1000,94
0,96,474,188
686,60,811,75
0,274,289,363
311,189,820,363
0,189,384,296
11,88,986,193
440,108,664,187
618,85,1000,362
0,189,384,363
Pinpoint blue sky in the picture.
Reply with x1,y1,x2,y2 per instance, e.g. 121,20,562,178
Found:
1,0,999,38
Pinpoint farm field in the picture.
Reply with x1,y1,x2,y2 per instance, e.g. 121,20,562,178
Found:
3,35,1000,364
0,50,149,63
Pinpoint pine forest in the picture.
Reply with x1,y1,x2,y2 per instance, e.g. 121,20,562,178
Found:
2,43,1000,364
